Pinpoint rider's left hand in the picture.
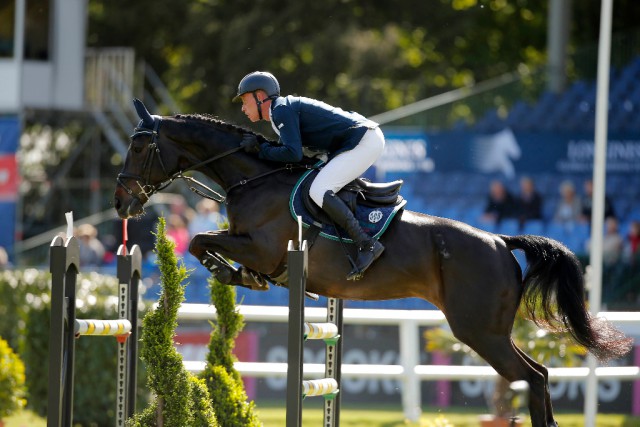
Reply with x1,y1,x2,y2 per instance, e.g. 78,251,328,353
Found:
241,134,261,153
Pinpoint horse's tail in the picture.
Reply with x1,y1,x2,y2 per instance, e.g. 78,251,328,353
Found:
502,234,632,362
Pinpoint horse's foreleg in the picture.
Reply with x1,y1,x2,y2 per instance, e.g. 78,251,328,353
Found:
189,230,281,270
189,230,281,290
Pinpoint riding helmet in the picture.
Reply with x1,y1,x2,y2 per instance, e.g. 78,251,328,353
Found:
233,71,280,102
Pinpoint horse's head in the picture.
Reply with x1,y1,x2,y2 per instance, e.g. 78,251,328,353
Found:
114,99,269,218
114,99,172,218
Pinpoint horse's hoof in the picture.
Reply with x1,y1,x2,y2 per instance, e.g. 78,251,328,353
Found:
241,268,270,291
213,268,233,284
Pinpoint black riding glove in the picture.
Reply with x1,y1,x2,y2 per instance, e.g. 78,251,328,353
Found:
241,134,261,154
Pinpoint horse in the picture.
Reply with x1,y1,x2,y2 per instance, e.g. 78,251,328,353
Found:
114,99,632,427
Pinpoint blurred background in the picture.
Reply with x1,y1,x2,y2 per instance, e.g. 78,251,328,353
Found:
1,1,640,423
0,1,639,308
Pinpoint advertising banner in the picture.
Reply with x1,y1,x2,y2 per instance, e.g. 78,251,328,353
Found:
380,127,640,178
0,116,20,257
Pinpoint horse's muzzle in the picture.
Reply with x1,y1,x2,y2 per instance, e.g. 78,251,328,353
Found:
114,188,145,219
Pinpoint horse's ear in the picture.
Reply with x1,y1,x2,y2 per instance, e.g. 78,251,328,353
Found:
133,98,154,128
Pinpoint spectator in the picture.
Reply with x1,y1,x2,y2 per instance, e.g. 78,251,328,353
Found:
553,180,582,227
624,220,640,267
586,217,625,305
0,246,9,270
170,196,196,225
77,224,106,267
480,180,518,225
580,179,616,222
166,214,190,255
188,199,227,237
515,176,543,227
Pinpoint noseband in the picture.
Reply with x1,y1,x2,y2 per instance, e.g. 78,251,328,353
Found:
117,118,242,204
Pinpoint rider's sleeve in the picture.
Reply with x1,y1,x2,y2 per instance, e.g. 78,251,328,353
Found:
258,105,303,162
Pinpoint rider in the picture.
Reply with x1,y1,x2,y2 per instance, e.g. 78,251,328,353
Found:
233,71,385,280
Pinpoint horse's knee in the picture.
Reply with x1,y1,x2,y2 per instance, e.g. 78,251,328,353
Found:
189,234,207,258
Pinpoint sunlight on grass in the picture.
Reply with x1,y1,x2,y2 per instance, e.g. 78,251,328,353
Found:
254,401,640,427
4,410,47,427
4,405,638,427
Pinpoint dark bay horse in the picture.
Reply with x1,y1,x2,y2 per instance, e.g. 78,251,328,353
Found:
114,99,632,427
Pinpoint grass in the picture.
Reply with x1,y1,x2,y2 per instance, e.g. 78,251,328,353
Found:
4,405,639,426
253,401,640,427
3,410,46,427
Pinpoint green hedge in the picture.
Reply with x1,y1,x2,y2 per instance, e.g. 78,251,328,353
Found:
0,267,149,426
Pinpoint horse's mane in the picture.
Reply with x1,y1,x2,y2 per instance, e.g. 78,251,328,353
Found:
174,113,273,144
171,113,317,168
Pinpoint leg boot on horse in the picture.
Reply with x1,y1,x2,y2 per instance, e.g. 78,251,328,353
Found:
322,191,384,280
200,251,269,291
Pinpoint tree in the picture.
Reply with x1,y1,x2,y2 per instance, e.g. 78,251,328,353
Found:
87,0,555,121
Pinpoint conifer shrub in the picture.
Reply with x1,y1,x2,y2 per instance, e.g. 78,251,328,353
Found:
127,218,218,426
199,276,261,426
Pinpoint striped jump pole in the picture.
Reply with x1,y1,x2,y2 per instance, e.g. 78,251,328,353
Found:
286,235,344,427
47,230,141,427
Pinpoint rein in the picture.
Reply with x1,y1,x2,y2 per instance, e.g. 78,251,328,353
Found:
118,118,318,204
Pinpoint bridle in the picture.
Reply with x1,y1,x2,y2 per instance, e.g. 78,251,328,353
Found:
116,117,316,205
116,118,242,204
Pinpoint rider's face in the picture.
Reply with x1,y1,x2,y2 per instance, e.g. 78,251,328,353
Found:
240,92,264,122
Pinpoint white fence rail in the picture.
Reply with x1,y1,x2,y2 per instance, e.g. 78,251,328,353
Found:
178,304,640,421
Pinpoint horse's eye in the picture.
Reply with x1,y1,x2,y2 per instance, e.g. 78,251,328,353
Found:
131,141,145,153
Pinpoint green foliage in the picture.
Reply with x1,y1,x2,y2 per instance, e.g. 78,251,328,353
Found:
86,1,640,132
199,277,261,427
0,267,149,426
87,0,552,121
0,337,26,419
128,218,218,427
425,315,587,366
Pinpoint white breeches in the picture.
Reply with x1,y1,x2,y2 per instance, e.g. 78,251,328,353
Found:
309,127,385,207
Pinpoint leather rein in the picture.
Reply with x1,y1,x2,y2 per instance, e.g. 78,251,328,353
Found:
116,118,316,204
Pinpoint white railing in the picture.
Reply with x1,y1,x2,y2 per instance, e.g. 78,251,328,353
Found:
85,47,135,110
178,304,640,422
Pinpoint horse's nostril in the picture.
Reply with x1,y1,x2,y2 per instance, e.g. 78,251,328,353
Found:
114,198,121,210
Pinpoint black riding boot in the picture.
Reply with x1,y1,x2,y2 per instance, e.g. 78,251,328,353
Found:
322,191,385,280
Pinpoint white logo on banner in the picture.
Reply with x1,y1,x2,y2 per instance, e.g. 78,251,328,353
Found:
470,128,521,178
376,137,434,176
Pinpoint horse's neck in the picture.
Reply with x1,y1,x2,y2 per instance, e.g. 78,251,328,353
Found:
196,136,272,191
168,116,278,192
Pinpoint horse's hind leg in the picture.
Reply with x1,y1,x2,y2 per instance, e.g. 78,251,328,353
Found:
513,345,558,427
450,327,549,427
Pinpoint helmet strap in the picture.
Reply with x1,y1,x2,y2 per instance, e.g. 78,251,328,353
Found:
252,92,267,120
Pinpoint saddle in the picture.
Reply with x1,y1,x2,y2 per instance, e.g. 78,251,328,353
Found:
291,168,407,243
299,170,404,223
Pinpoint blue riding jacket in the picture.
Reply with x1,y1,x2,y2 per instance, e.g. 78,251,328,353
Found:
257,95,378,162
